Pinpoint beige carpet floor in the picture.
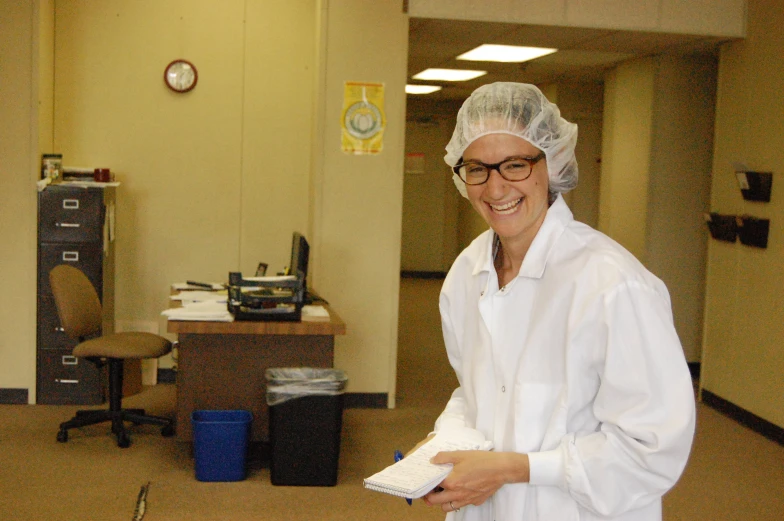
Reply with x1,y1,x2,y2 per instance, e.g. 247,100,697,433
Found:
0,278,782,520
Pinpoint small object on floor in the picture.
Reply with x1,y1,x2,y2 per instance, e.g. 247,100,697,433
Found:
132,481,150,521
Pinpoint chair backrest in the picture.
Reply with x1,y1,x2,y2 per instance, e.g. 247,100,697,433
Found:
49,264,102,340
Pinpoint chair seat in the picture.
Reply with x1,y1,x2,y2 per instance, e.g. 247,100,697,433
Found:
74,332,172,359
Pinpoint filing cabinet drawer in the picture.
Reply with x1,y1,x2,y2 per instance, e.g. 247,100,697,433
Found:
38,243,103,297
37,296,78,350
38,186,103,243
37,349,104,405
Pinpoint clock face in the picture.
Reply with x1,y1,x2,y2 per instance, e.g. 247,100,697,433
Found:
164,60,198,93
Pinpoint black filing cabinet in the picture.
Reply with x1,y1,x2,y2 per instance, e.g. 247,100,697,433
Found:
37,184,116,405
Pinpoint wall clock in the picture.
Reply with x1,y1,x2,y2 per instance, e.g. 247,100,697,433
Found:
164,59,198,93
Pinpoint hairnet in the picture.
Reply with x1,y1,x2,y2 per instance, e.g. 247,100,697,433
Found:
444,82,578,198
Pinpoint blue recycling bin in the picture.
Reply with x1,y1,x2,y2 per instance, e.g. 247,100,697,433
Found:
191,410,252,482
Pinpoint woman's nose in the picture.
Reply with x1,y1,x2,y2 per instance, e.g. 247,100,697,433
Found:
484,167,507,196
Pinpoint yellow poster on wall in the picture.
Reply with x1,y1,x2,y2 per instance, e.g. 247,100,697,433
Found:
341,82,385,155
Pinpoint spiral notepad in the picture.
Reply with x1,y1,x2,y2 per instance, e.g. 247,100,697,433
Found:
363,428,492,499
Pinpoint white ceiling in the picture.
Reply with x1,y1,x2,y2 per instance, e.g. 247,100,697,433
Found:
407,18,735,101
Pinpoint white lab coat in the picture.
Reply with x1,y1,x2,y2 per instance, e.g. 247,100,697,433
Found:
435,196,695,521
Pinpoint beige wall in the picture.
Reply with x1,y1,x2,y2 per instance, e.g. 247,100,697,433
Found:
701,0,784,428
38,0,54,152
0,0,407,404
313,0,408,404
54,0,248,329
53,0,317,366
599,58,656,260
0,0,39,400
543,81,604,228
647,55,716,362
600,55,716,362
401,120,450,272
402,99,461,272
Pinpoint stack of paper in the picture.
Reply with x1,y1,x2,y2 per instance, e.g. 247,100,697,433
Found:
301,305,330,318
161,300,233,322
170,290,227,305
363,428,492,499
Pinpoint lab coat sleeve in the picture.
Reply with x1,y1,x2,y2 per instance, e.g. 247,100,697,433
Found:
529,280,696,517
433,288,470,433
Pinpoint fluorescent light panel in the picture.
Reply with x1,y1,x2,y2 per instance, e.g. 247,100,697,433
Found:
412,68,487,81
406,85,442,94
457,44,557,63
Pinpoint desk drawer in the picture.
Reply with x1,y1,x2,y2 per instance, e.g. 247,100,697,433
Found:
37,349,104,405
38,187,103,243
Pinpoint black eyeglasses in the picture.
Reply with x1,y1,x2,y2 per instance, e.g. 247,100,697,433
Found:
453,152,546,185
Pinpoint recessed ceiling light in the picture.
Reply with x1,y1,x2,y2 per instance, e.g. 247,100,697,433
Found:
405,85,442,94
457,44,557,63
412,69,487,82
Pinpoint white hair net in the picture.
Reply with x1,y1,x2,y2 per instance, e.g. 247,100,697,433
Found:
444,82,578,198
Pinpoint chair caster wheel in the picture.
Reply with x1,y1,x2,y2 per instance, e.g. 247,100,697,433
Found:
117,432,131,448
161,425,175,437
57,430,68,443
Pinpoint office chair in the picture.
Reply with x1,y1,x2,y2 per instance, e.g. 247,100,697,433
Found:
49,264,175,448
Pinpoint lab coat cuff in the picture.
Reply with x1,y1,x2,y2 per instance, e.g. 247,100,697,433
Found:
527,448,565,487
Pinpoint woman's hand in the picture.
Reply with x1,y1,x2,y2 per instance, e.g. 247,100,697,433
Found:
423,450,530,513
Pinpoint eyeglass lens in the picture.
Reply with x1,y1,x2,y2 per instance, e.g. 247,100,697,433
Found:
458,156,538,184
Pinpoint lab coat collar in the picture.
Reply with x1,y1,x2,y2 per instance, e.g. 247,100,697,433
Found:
470,194,573,280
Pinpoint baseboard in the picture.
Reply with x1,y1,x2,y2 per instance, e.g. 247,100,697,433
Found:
401,271,446,279
344,393,387,409
687,362,701,379
0,388,28,404
701,389,783,446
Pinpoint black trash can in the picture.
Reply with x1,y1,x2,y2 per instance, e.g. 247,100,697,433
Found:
266,368,347,486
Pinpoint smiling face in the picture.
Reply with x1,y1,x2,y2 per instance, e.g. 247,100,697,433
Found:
463,133,550,248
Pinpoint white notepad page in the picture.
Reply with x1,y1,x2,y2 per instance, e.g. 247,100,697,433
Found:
363,427,492,499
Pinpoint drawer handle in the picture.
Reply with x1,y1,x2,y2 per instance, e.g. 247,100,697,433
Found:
55,379,79,384
62,356,77,365
56,222,81,228
62,252,79,262
55,326,65,332
63,199,80,209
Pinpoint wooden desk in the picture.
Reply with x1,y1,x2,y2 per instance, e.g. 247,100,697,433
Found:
167,307,346,442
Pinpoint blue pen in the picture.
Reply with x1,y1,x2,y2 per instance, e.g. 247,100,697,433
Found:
394,450,413,505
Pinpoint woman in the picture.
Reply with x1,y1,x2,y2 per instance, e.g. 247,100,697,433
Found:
417,82,695,520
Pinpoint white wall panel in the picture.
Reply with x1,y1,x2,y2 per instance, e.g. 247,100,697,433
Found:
565,0,660,31
661,0,746,36
409,0,746,37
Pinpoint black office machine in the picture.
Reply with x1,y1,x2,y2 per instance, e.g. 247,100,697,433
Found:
227,271,305,322
227,232,311,322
